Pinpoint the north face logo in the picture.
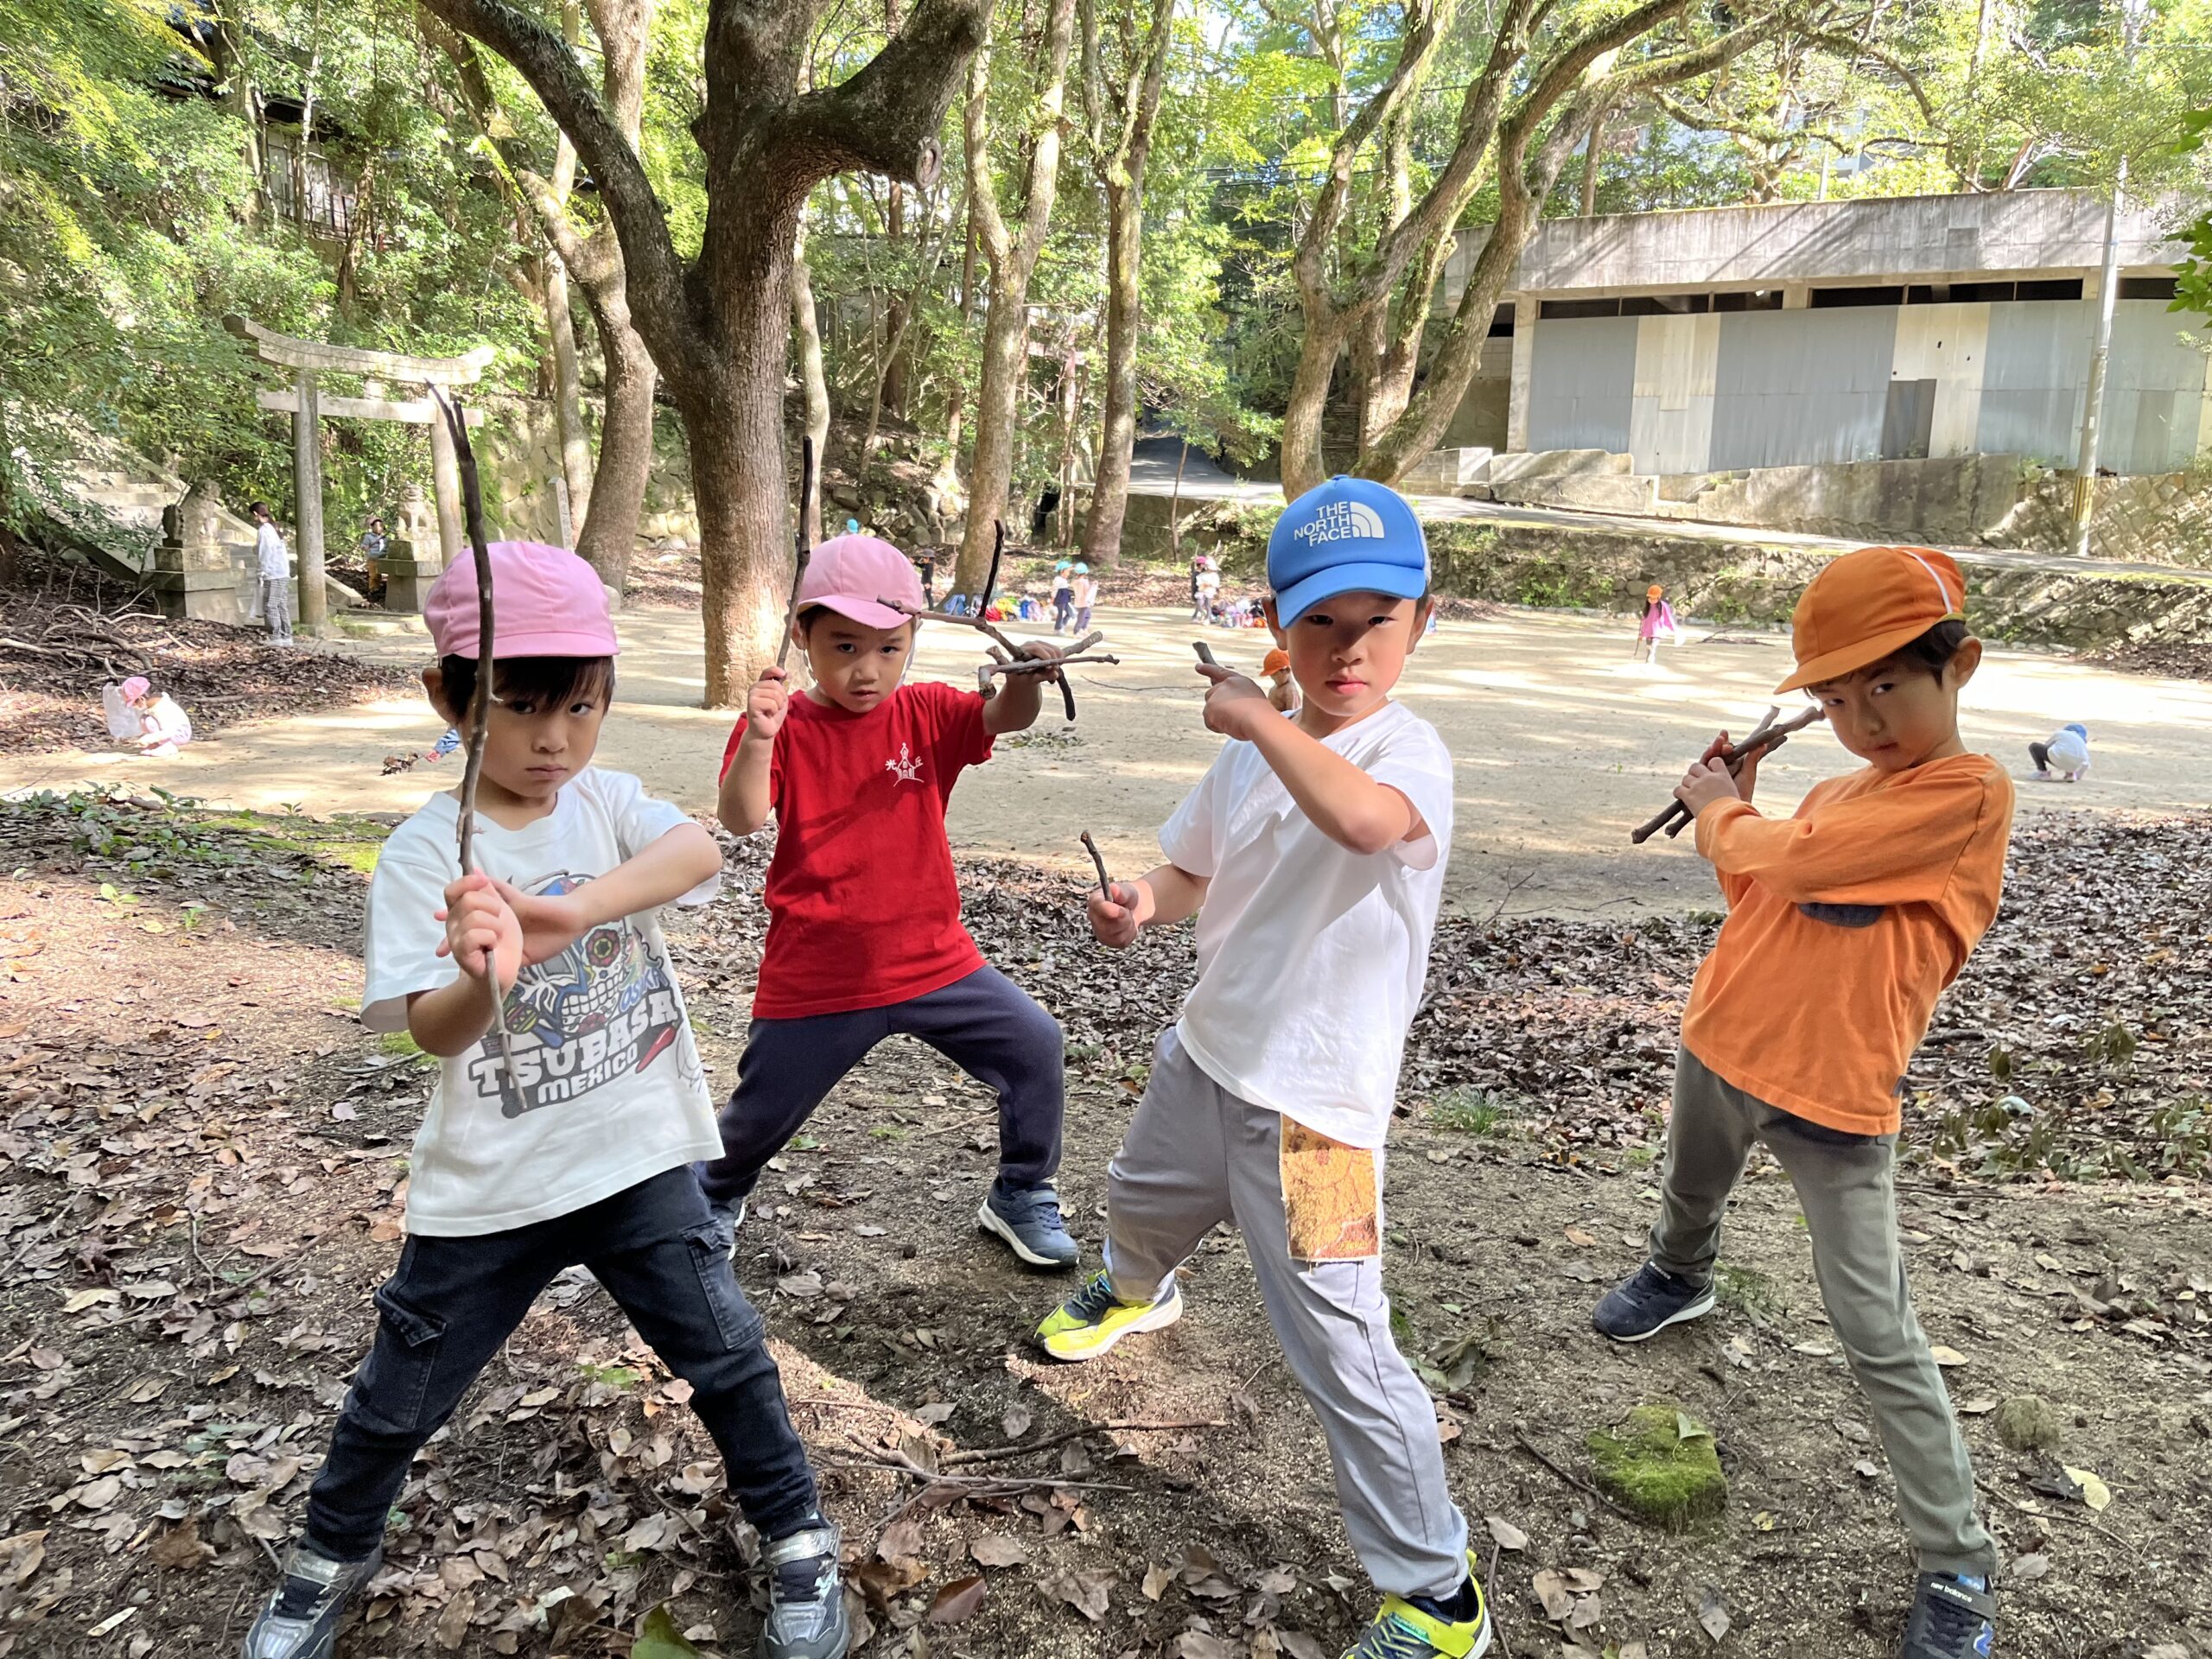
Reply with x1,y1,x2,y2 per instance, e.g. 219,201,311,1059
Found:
1294,499,1386,547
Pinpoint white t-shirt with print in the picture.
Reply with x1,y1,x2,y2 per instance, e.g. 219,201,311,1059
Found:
362,767,722,1236
1160,699,1454,1150
254,522,289,580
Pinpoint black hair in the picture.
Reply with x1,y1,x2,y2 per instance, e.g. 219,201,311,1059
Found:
1897,618,1970,678
435,654,615,721
250,501,270,518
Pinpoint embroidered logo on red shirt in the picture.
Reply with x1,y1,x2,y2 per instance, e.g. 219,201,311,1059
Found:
885,743,924,785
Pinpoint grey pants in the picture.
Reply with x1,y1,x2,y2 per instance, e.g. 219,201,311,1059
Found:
1651,1047,1997,1579
1105,1030,1469,1599
261,578,293,642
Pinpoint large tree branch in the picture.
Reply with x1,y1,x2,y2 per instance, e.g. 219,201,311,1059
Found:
418,0,693,372
781,0,987,186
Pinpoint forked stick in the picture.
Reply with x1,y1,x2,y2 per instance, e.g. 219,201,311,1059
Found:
1630,705,1827,845
427,386,525,1118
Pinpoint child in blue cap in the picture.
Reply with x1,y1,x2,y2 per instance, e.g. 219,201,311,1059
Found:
2029,721,2090,782
1034,478,1489,1658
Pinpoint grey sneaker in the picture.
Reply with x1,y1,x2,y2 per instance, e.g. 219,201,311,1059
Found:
241,1542,382,1659
977,1181,1079,1269
1899,1573,1994,1659
760,1522,849,1659
1592,1261,1716,1342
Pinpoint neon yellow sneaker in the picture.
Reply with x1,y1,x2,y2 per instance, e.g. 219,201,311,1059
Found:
1034,1270,1182,1362
1343,1555,1491,1658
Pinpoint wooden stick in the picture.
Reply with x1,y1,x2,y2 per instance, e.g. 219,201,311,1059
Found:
941,1418,1224,1470
1192,640,1219,668
882,600,1021,658
979,652,1117,680
1079,830,1112,899
776,436,815,671
1629,706,1824,846
428,387,525,1118
980,518,1003,613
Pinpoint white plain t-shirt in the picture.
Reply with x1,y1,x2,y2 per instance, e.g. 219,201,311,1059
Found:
361,767,722,1236
1161,699,1454,1149
254,522,288,579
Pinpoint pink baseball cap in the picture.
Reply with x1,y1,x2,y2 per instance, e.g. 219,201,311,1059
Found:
424,541,620,659
796,534,922,631
120,676,151,702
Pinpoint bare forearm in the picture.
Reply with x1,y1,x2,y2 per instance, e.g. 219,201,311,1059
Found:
408,975,498,1057
1132,862,1208,930
982,672,1046,735
718,739,773,836
1243,719,1416,855
574,823,721,924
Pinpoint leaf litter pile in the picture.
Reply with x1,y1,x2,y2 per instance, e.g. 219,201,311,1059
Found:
0,594,418,757
0,790,2204,1656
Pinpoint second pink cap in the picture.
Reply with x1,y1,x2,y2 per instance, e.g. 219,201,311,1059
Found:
796,534,923,631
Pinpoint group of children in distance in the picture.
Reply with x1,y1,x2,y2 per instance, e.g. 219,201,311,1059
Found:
247,477,2013,1659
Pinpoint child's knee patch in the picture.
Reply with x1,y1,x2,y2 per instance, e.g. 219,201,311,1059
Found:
1278,1120,1380,1262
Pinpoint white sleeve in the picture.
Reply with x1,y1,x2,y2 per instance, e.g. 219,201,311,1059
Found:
1159,748,1231,878
592,769,721,907
1370,722,1456,874
361,829,461,1033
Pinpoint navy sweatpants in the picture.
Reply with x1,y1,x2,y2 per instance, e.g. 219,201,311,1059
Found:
696,965,1064,1205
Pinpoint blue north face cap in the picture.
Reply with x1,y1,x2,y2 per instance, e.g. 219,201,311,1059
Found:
1267,476,1428,624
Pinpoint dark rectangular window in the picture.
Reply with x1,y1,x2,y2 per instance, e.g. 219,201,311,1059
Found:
1812,285,1905,308
1488,303,1516,337
1620,293,1710,315
2015,278,2084,302
1712,289,1784,313
1906,283,1950,305
1538,297,1623,320
2119,276,2177,301
1949,281,2017,303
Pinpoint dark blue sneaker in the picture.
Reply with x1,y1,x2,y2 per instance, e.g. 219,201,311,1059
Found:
1899,1573,1995,1659
241,1542,382,1658
1592,1261,1716,1342
977,1181,1079,1269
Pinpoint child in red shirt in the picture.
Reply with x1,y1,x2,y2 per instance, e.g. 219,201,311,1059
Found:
701,535,1078,1268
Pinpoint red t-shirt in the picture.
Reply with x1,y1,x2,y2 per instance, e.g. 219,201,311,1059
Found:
720,681,994,1019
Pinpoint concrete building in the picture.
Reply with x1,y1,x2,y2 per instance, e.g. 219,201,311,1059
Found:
1437,189,2209,479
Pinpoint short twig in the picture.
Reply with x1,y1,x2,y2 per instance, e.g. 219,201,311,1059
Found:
941,1418,1224,1470
1509,1431,1640,1522
1079,831,1112,899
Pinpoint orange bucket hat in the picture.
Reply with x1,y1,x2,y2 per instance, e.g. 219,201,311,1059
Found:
1262,647,1291,677
1646,583,1664,601
1777,545,1966,693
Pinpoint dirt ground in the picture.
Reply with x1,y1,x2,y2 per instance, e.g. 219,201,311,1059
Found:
0,791,2204,1658
2,604,2209,922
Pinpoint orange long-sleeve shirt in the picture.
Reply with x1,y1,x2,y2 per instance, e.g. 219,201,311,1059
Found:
1681,753,2015,1136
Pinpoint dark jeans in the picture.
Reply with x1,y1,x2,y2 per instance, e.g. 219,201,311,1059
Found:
2028,741,2050,772
1053,594,1073,632
696,964,1064,1205
303,1169,817,1560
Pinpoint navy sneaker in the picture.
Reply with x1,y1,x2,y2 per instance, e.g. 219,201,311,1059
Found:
761,1521,850,1659
977,1181,1079,1269
1592,1262,1716,1342
241,1542,382,1659
1899,1573,1994,1659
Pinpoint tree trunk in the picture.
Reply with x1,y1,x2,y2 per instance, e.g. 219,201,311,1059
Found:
545,256,594,537
952,0,1078,594
575,282,656,591
792,202,830,546
1279,312,1351,500
1079,0,1176,569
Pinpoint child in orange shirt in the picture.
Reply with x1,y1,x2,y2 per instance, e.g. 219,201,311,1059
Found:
1594,546,2012,1659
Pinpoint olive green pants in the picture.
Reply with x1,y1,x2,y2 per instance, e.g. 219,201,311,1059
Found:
1650,1047,1997,1580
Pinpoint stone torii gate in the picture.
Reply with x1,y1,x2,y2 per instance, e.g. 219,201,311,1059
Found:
226,316,493,629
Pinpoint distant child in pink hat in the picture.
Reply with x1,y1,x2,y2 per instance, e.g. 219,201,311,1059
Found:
704,533,1082,1269
250,541,849,1659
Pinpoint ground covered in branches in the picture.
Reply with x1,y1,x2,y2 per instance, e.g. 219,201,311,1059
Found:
0,793,2203,1656
0,594,419,758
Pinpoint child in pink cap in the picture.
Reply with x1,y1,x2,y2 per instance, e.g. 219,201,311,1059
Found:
704,533,1080,1268
248,541,848,1659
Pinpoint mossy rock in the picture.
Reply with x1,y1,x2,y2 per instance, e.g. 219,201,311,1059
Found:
1993,1393,2063,1452
1586,1403,1728,1529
